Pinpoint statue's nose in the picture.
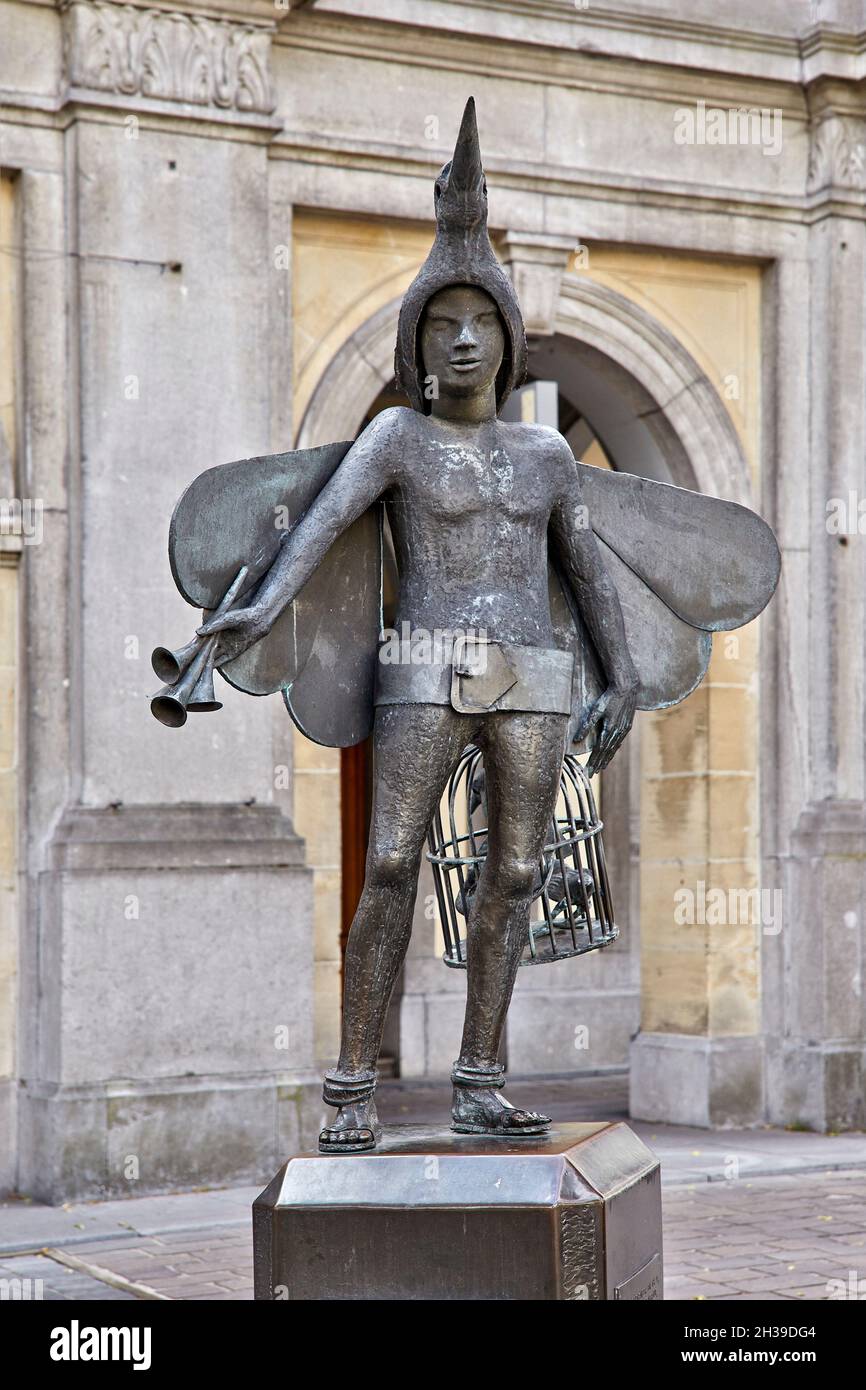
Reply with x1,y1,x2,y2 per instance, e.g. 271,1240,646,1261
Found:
455,322,477,349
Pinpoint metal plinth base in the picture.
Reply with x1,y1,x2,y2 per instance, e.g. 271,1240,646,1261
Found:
253,1121,663,1301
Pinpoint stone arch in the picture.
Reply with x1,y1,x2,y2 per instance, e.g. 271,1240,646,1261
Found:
296,297,404,448
552,274,753,505
296,273,753,512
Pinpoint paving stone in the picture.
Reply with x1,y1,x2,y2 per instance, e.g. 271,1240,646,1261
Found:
665,1278,742,1299
0,1254,138,1301
722,1284,795,1295
693,1266,767,1284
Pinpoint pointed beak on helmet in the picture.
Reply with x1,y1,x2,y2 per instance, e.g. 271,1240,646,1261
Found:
435,97,487,231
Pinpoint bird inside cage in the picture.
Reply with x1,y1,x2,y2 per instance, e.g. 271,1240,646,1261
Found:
428,745,617,967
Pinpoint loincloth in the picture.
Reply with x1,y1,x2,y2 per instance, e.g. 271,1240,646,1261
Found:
374,633,574,716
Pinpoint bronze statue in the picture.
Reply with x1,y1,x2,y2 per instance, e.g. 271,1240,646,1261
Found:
153,99,780,1155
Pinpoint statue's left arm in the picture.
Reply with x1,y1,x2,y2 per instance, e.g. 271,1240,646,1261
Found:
549,443,639,774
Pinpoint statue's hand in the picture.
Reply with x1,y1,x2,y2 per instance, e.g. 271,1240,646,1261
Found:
578,678,638,776
197,603,275,665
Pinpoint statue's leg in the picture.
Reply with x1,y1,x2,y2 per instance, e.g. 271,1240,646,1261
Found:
452,710,568,1136
320,701,474,1152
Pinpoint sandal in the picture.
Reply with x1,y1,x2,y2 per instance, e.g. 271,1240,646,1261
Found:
452,1111,550,1137
318,1124,378,1155
450,1061,550,1137
318,1067,381,1156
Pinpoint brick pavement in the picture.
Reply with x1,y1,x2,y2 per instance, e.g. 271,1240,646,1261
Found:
3,1167,863,1300
59,1229,254,1301
663,1168,866,1300
0,1231,254,1302
0,1252,138,1301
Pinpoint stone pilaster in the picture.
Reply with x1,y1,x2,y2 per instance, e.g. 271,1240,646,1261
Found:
630,625,764,1128
7,1,316,1201
766,802,866,1133
761,77,866,1132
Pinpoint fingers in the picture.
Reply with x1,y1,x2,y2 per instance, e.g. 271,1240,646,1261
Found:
587,704,635,775
573,709,594,744
195,603,272,670
597,723,628,773
588,734,615,776
586,723,608,776
600,722,628,770
197,605,259,638
197,613,234,637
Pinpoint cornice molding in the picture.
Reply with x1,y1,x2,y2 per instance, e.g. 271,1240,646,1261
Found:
274,11,807,117
48,802,305,871
278,1,866,86
269,131,828,229
61,1,276,114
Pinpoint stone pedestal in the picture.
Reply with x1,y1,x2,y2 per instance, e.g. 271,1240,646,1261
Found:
253,1121,662,1301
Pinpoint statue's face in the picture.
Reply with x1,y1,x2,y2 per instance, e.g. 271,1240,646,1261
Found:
419,284,505,403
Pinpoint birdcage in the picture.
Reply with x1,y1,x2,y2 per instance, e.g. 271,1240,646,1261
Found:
427,746,618,968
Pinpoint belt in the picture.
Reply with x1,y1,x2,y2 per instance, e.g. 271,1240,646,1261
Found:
374,633,574,716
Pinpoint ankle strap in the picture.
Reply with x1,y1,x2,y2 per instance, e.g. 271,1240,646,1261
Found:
451,1062,506,1089
322,1067,377,1108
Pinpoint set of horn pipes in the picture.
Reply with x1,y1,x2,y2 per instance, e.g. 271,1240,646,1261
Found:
150,566,248,727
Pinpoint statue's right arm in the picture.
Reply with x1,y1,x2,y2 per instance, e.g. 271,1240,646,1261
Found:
198,408,404,661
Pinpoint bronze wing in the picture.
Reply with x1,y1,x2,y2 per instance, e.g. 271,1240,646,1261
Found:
549,464,781,742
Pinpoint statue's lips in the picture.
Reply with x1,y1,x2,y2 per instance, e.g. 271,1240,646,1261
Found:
450,358,482,372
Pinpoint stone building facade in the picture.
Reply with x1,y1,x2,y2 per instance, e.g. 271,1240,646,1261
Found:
0,0,864,1200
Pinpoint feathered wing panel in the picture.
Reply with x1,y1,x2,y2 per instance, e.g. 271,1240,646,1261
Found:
168,440,382,747
282,505,382,748
575,462,781,632
549,542,712,738
551,463,780,738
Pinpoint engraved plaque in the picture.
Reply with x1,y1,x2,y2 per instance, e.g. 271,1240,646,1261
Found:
614,1252,662,1301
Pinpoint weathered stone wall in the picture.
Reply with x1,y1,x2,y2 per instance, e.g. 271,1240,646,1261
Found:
0,0,864,1199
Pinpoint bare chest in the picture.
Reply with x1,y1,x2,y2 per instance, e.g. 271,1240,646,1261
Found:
400,436,553,524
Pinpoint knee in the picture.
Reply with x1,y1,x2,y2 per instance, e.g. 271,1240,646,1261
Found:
490,853,537,902
365,846,419,893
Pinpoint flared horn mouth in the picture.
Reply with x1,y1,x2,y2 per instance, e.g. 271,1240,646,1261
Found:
151,634,203,685
151,637,219,727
